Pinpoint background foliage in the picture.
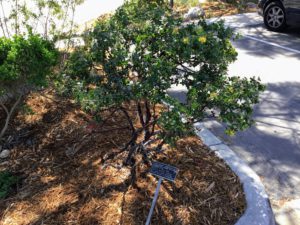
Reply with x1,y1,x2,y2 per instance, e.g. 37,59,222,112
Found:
0,0,85,40
0,0,85,141
0,34,58,140
0,34,58,88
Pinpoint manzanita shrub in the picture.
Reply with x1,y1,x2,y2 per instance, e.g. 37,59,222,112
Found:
65,0,264,168
0,34,58,141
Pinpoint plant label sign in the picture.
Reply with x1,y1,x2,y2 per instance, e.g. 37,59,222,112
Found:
149,162,178,182
146,162,178,225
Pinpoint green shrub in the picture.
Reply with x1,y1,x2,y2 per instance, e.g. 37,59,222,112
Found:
0,34,58,141
64,49,93,80
0,35,58,88
0,171,19,199
66,0,264,166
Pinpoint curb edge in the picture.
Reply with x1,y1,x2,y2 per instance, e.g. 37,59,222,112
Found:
194,122,275,225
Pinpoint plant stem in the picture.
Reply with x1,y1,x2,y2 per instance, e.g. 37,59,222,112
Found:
66,0,76,52
0,0,10,37
144,101,152,141
61,0,71,34
44,7,50,39
170,0,174,8
137,102,145,127
0,17,6,37
119,107,135,135
15,0,18,35
0,95,22,141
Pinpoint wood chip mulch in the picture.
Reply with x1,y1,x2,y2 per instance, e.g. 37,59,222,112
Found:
0,90,246,225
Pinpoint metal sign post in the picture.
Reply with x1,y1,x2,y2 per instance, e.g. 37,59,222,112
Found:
145,162,178,225
145,177,163,225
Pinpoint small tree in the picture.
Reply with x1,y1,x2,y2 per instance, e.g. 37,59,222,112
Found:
67,0,264,170
0,34,58,141
0,0,85,40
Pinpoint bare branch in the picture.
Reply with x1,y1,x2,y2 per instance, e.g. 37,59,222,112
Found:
145,101,151,124
122,117,159,152
123,133,138,151
170,0,174,8
0,94,22,140
0,17,6,37
119,107,135,134
142,136,161,147
66,1,76,52
125,144,138,165
156,140,166,152
137,102,145,127
0,101,9,116
144,101,152,141
0,0,9,37
60,0,71,33
180,64,195,73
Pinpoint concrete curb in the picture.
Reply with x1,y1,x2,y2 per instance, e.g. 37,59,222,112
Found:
194,122,275,225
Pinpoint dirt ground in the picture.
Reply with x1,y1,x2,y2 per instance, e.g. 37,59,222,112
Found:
0,90,245,225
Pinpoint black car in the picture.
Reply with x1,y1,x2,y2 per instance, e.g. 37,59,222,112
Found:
258,0,300,31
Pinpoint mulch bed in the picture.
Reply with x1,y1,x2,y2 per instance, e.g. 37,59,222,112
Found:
0,90,245,225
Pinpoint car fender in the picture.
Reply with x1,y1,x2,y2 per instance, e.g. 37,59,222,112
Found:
263,0,285,13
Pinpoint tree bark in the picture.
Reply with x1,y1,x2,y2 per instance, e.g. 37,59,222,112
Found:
0,17,6,37
0,0,10,37
144,101,152,141
170,0,174,8
0,95,22,141
66,0,76,52
15,0,19,35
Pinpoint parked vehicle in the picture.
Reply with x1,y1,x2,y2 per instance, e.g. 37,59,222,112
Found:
258,0,300,31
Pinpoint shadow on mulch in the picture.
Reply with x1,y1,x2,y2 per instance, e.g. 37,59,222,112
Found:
0,90,245,225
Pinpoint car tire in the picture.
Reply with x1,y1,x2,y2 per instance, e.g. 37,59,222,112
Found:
264,1,286,31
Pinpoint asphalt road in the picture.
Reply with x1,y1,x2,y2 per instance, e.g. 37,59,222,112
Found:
208,16,300,197
204,14,300,224
169,12,300,224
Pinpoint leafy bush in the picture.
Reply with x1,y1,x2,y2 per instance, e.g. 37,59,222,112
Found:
0,171,19,199
0,34,58,140
65,0,264,168
64,49,93,80
0,35,58,86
